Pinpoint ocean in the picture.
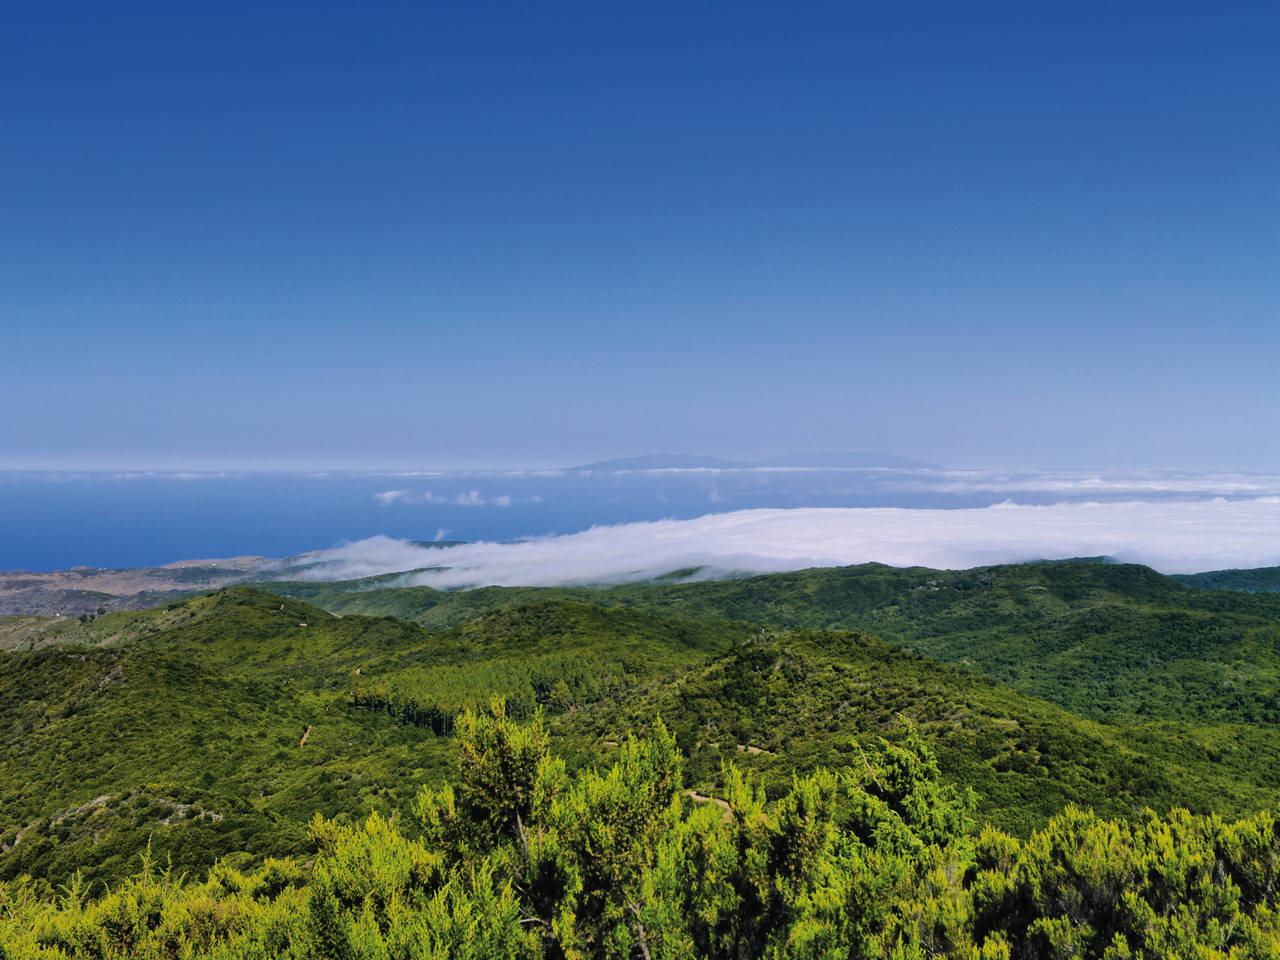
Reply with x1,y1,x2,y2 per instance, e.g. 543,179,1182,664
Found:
3,464,1278,573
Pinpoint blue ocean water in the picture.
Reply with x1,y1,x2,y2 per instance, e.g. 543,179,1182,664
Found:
2,465,1275,571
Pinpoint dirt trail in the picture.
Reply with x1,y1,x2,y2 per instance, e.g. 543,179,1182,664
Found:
685,790,733,822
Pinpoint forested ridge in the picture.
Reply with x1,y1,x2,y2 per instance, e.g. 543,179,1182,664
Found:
2,559,1280,956
258,561,1280,724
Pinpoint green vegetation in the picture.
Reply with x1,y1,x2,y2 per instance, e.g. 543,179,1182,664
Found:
0,591,745,892
4,704,1279,958
259,561,1280,724
0,592,438,890
1175,566,1280,593
351,601,744,731
3,558,1280,954
569,628,1280,836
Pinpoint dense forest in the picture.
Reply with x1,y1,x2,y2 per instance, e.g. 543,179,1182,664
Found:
1173,567,1280,594
3,704,1279,958
2,559,1280,956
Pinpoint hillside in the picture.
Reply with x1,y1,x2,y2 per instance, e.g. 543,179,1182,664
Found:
5,704,1279,959
0,557,267,617
1174,566,1280,593
4,576,1280,893
0,590,745,889
555,626,1276,837
0,591,442,888
259,560,1280,725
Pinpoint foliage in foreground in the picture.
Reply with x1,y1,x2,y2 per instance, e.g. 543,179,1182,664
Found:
5,580,1279,899
4,702,1279,959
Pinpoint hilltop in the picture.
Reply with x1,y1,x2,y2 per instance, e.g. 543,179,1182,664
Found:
1173,566,1280,593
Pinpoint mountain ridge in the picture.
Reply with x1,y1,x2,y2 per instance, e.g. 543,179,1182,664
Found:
569,451,940,471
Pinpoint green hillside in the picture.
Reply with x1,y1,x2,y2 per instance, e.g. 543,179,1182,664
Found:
558,626,1280,836
0,590,745,890
4,571,1280,896
1174,566,1280,593
0,592,443,889
259,560,1280,724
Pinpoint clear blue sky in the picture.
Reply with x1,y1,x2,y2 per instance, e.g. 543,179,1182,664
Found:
3,1,1276,470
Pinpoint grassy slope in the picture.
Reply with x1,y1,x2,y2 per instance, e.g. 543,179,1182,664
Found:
0,614,61,650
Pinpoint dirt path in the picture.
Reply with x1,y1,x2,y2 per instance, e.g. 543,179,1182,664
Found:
685,790,733,822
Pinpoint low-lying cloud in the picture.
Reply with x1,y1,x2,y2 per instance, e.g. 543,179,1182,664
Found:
912,470,1280,497
374,489,515,507
373,489,447,506
284,499,1280,588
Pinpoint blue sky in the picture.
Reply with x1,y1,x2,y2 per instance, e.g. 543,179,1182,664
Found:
4,1,1277,470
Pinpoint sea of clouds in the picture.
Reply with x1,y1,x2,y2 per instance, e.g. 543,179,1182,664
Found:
281,498,1280,589
11,465,1280,575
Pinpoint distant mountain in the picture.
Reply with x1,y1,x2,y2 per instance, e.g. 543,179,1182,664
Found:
753,451,942,470
571,454,750,471
571,452,940,471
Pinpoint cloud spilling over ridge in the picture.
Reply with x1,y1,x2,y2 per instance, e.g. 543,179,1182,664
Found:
284,499,1280,588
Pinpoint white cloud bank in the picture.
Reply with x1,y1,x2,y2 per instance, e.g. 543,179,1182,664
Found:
373,490,449,506
911,471,1280,497
374,489,517,508
285,498,1280,588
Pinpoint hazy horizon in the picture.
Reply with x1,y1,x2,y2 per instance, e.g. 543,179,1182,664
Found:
5,461,1280,575
7,451,1280,475
4,3,1277,577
